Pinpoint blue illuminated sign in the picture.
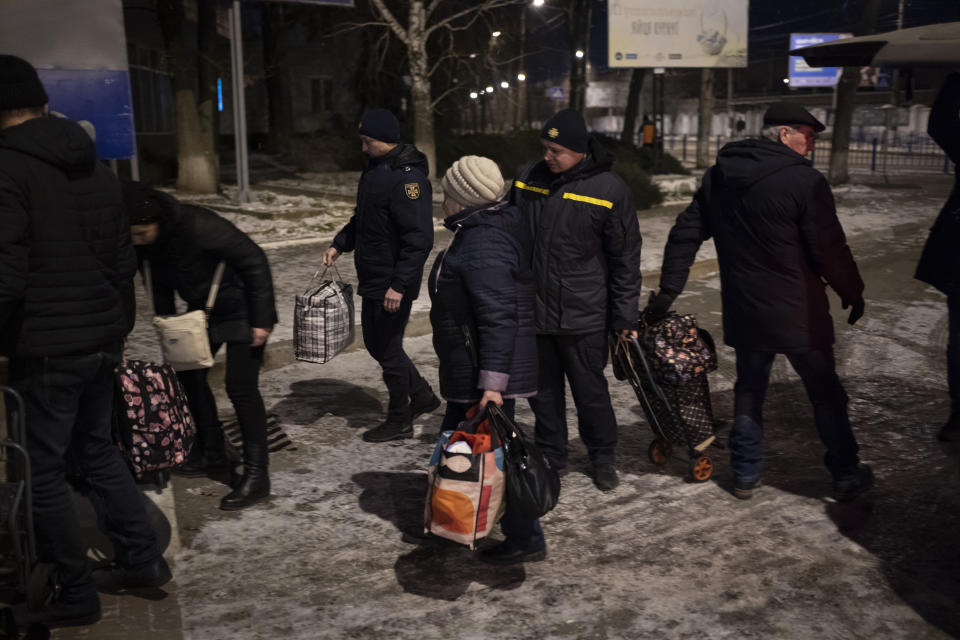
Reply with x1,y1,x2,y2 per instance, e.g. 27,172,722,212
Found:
789,33,848,88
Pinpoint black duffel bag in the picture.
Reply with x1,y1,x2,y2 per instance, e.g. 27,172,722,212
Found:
487,404,560,519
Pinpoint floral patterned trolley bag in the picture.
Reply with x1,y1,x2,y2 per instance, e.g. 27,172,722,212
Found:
113,359,196,483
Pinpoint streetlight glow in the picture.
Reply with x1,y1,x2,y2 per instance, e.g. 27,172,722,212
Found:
575,49,584,59
517,73,526,82
533,0,544,6
783,78,790,84
500,81,509,89
469,53,477,59
470,92,478,99
486,85,495,93
492,31,501,37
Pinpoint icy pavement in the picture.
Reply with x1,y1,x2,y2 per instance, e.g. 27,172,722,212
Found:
139,178,960,640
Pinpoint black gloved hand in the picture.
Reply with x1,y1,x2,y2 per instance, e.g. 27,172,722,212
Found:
643,289,677,322
842,297,865,325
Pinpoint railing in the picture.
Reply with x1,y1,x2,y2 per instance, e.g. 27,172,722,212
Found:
659,134,955,175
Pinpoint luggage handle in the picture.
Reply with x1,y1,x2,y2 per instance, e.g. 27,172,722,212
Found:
303,265,349,308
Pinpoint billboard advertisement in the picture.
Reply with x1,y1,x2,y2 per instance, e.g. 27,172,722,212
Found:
0,0,135,160
608,0,748,68
788,34,851,87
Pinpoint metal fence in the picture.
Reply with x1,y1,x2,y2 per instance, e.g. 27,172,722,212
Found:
661,134,955,175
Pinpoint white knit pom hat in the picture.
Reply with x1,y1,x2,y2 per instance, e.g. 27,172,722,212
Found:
441,155,506,207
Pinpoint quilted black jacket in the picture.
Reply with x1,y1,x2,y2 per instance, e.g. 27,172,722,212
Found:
0,116,136,357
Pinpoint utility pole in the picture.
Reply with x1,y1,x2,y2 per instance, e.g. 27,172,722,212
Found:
696,68,715,168
727,67,735,138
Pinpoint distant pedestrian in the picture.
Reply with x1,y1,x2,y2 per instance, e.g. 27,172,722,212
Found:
0,55,169,629
510,108,643,491
324,108,440,442
123,183,278,510
428,155,543,564
915,72,960,442
646,102,873,501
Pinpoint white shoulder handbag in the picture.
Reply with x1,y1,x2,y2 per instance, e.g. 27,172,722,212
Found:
143,260,227,371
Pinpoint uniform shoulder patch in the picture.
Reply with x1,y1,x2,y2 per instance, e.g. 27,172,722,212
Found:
404,183,421,200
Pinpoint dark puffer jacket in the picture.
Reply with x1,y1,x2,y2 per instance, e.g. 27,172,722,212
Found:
511,137,643,334
916,72,960,294
659,138,863,352
0,116,136,358
428,202,537,403
134,191,277,344
332,144,433,301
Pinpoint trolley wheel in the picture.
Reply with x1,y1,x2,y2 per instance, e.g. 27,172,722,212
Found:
648,439,671,466
689,455,714,483
27,562,58,611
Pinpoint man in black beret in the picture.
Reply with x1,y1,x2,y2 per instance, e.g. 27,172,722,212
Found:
0,55,169,629
323,108,439,442
508,108,643,498
645,101,872,502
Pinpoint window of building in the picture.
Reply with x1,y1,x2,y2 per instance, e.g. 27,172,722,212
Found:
310,78,334,113
128,43,174,134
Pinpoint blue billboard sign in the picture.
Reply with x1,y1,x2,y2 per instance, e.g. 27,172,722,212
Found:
789,33,850,88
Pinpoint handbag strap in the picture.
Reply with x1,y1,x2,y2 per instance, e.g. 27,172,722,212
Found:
142,259,226,317
204,261,227,316
303,265,344,296
142,260,156,317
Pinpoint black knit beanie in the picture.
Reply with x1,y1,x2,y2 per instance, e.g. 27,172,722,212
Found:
122,181,177,226
358,108,400,143
0,55,48,110
541,108,588,153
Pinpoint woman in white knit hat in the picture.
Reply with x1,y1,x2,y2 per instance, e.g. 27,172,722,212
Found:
427,155,545,564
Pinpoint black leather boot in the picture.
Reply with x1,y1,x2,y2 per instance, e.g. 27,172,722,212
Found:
219,442,270,510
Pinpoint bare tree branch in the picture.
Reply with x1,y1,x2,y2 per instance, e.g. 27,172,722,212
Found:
425,0,444,21
430,82,467,109
425,0,519,38
324,20,391,39
370,0,410,45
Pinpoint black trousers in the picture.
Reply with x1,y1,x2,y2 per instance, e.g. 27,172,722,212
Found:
177,342,267,456
361,297,429,422
948,294,960,419
528,332,618,466
731,348,861,484
9,352,160,601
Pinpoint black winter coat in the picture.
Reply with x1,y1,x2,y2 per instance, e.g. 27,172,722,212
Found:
428,203,537,403
660,138,864,352
137,198,277,344
0,117,136,358
916,72,960,294
333,144,433,301
510,138,643,334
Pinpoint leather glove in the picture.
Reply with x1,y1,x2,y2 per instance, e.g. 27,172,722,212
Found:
842,298,865,325
643,289,677,322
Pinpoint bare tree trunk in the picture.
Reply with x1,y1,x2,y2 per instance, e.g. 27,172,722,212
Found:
621,68,645,144
263,3,294,155
198,0,220,189
696,68,715,168
158,0,218,193
828,0,882,185
408,1,436,176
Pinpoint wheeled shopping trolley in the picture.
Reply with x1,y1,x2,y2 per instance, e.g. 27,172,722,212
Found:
612,315,718,482
0,386,58,609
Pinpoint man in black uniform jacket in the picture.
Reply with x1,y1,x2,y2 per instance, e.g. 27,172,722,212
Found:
646,102,873,501
324,108,439,442
510,109,643,492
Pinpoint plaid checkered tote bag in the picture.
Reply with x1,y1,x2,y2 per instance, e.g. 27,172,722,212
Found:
294,266,355,364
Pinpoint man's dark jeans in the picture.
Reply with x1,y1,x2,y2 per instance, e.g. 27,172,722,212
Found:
730,348,861,485
442,400,544,551
9,351,160,602
529,332,618,466
362,297,430,422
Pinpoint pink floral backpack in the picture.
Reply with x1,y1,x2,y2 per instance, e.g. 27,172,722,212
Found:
114,359,195,482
